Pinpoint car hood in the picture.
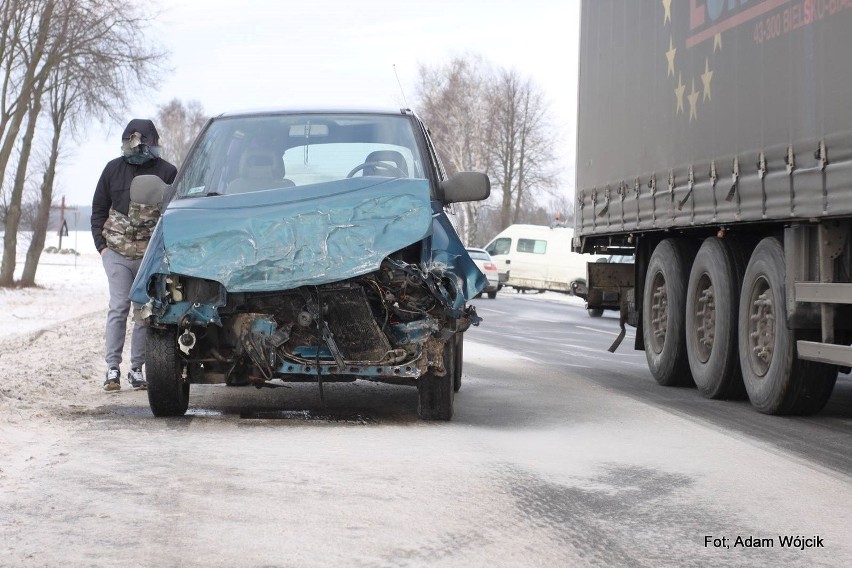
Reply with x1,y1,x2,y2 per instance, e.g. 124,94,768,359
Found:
131,178,436,299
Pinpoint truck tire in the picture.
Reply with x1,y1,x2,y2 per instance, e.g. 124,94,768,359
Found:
787,331,838,416
738,238,838,415
453,333,464,393
487,290,497,299
642,239,695,386
146,327,190,417
587,308,604,318
418,339,455,420
685,238,746,399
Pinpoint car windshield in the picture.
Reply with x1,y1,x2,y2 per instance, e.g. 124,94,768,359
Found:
175,113,426,197
467,250,490,261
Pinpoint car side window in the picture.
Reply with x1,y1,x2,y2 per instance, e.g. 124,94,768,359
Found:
486,238,511,256
517,239,547,254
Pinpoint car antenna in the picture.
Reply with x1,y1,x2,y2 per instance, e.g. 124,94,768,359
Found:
393,64,409,109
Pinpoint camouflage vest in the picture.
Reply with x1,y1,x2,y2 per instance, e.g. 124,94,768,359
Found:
102,202,160,260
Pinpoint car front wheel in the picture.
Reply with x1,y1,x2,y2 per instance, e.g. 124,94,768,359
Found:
453,333,463,393
418,339,455,420
146,327,190,417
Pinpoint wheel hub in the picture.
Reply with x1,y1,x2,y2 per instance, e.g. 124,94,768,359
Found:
747,277,775,377
649,272,668,354
694,275,715,363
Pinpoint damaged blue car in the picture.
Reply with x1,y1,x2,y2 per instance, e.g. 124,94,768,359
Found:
128,109,490,420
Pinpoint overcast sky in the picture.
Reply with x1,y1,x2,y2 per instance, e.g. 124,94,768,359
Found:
58,0,581,206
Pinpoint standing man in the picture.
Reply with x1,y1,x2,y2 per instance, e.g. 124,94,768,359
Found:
92,119,177,391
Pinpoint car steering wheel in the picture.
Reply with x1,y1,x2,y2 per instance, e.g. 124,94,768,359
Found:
346,161,406,178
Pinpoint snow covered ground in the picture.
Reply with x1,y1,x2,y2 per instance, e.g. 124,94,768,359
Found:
0,232,112,422
1,232,105,337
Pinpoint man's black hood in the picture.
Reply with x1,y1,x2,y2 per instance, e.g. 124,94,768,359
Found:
122,119,159,145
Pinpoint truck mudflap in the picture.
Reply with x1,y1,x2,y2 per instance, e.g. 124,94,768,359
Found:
608,288,636,354
585,260,636,352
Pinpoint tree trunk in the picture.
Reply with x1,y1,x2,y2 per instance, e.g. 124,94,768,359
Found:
463,202,478,246
0,108,31,286
21,191,51,287
0,94,43,285
21,117,61,286
0,1,54,286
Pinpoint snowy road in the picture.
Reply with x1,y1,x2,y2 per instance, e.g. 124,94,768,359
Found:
1,255,851,567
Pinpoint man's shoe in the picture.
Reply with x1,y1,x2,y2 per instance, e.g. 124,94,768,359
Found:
128,367,147,390
104,367,121,391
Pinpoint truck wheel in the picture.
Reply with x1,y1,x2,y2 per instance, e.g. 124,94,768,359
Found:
642,239,695,386
587,308,604,318
418,339,455,420
788,349,838,415
146,327,190,417
453,333,463,393
685,238,746,399
487,290,497,299
738,238,838,415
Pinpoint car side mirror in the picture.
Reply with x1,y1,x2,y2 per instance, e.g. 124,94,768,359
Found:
129,175,169,208
440,172,490,204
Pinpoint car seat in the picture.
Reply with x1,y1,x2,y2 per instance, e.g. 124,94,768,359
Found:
227,148,294,194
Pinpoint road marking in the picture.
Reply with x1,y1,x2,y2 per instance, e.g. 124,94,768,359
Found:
575,325,630,337
555,362,593,369
475,307,511,315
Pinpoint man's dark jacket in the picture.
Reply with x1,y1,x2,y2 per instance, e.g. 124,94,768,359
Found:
91,120,177,254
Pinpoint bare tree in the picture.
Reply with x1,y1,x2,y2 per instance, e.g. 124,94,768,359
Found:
20,69,70,285
548,194,575,227
155,98,208,169
0,0,165,287
0,0,58,286
489,69,556,230
415,55,494,246
415,57,557,239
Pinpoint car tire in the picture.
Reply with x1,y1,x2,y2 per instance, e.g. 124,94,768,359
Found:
487,290,497,299
642,239,695,387
738,238,838,415
587,308,604,318
685,238,747,399
146,327,190,417
453,333,463,392
418,339,455,420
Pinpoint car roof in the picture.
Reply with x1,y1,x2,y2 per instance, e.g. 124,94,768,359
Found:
215,107,414,119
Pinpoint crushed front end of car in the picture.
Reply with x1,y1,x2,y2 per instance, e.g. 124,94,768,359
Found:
129,110,489,420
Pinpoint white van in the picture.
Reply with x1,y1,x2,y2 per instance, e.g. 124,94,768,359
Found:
483,224,602,293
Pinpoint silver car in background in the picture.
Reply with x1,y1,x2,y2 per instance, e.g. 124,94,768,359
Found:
466,247,499,299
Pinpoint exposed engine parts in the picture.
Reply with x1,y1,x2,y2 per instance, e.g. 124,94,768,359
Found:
151,259,479,387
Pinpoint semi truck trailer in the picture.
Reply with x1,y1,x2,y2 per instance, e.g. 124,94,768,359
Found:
574,0,852,415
